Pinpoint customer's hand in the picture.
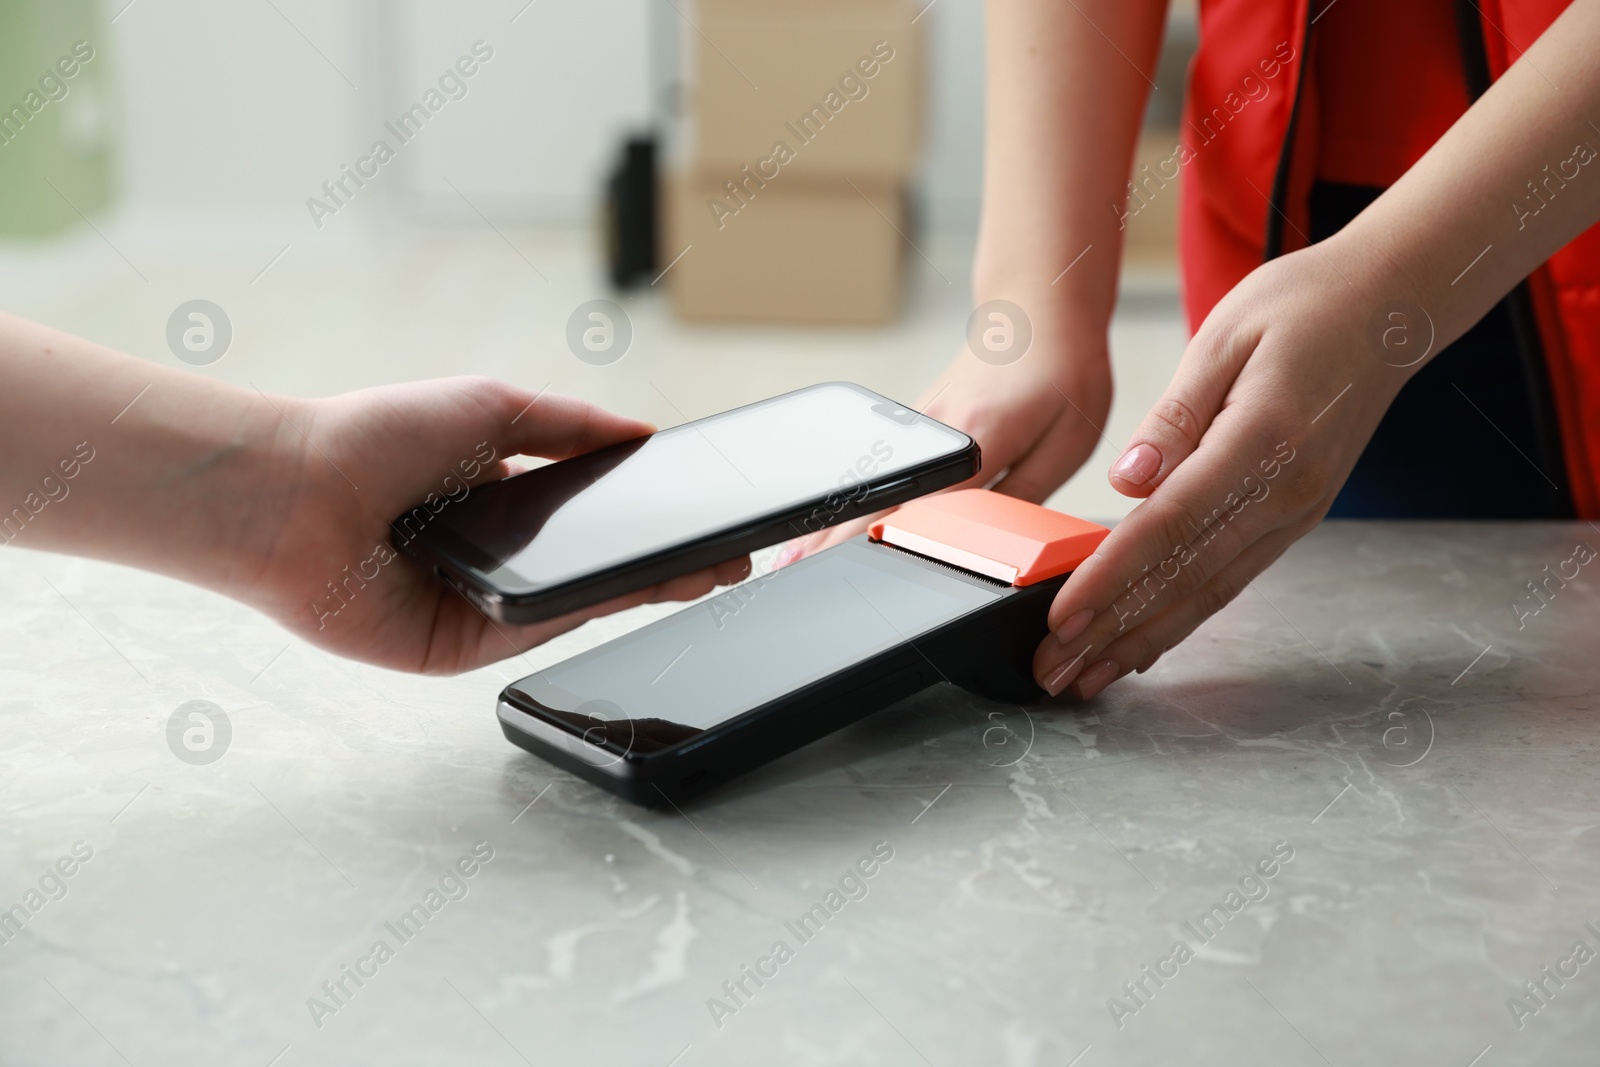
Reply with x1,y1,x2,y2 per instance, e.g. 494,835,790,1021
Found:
779,325,1112,563
1032,239,1413,699
245,378,750,674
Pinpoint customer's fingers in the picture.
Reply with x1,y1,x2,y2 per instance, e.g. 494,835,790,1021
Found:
466,555,754,671
641,556,754,604
776,520,867,567
379,383,651,510
493,385,653,461
1108,327,1257,498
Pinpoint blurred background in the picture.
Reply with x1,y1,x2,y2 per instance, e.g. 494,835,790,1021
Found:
0,0,1196,522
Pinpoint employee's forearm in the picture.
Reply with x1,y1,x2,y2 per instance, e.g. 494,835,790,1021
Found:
973,0,1168,330
1337,0,1600,351
0,312,296,593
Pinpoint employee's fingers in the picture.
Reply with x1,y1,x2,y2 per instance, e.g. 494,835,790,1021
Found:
778,452,1004,565
1035,427,1293,693
1125,556,1281,677
1050,428,1272,632
775,450,998,567
775,453,999,567
989,405,1100,503
1108,327,1256,498
1051,528,1299,699
779,420,1026,567
789,382,1123,567
781,367,1099,567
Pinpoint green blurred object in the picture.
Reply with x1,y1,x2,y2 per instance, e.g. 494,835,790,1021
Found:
0,0,112,237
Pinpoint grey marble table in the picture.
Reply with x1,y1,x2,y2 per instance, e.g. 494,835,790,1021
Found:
3,521,1599,1067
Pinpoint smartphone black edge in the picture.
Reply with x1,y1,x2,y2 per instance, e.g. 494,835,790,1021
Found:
399,433,980,626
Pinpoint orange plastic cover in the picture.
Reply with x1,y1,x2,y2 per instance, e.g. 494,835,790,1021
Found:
869,489,1109,586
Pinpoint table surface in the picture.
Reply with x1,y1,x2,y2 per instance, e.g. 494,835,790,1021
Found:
3,521,1599,1067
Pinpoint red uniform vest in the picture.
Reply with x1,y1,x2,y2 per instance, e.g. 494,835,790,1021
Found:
1179,0,1600,516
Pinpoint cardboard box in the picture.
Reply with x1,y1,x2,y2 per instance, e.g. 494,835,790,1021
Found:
664,169,905,324
691,0,922,181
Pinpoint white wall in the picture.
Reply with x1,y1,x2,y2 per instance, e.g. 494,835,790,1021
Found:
111,0,377,231
391,0,989,226
917,0,987,228
101,0,988,233
392,0,655,221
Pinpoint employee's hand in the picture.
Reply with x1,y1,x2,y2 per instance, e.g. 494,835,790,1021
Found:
252,378,752,674
1027,0,1600,698
1032,240,1410,699
778,326,1112,563
921,325,1114,502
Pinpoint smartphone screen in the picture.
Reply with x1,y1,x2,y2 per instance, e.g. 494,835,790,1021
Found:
506,541,1004,751
413,383,972,596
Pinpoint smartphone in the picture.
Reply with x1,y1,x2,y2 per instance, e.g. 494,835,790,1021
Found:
495,538,1044,804
392,382,978,624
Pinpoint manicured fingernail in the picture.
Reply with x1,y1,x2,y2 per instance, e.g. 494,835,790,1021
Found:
1053,608,1093,646
1110,443,1161,486
1043,650,1089,696
1074,659,1120,700
773,545,801,568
